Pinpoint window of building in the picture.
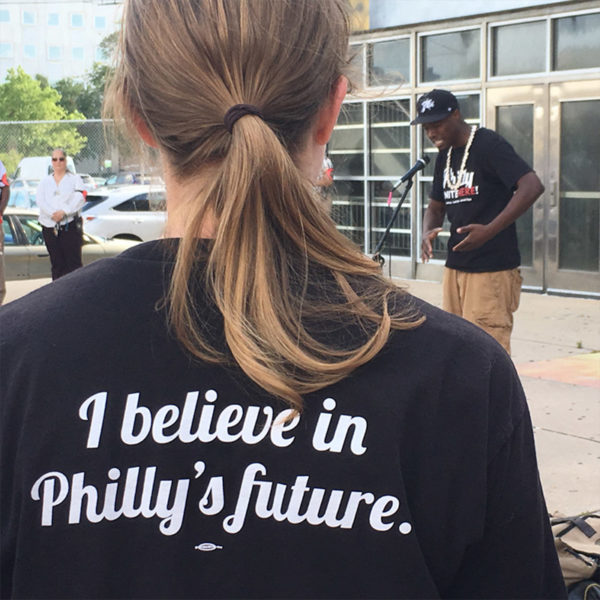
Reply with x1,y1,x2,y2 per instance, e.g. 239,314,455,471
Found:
95,47,107,61
330,181,365,250
48,46,62,61
95,15,106,29
329,102,364,177
0,43,12,58
369,99,411,177
24,45,36,59
71,13,84,28
0,10,10,23
72,47,84,61
329,102,366,249
368,38,410,87
420,29,480,82
23,11,35,25
48,13,59,26
492,20,546,77
369,98,412,256
553,12,600,71
349,44,365,88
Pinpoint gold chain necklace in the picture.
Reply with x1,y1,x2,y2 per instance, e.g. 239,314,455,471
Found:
444,126,477,191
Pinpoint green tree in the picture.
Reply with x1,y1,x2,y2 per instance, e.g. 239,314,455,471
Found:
0,67,87,159
83,30,119,118
53,77,87,115
82,63,110,118
99,31,119,62
0,66,66,121
0,148,22,177
35,74,50,90
53,66,108,119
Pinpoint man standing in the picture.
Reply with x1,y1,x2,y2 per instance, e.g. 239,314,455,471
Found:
413,89,544,354
0,159,10,305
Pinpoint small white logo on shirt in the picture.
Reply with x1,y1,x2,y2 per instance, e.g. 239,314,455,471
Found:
195,543,223,552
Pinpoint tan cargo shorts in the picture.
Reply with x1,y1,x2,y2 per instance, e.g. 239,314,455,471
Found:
442,267,523,355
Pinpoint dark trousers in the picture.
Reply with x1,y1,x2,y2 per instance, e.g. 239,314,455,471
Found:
42,223,83,280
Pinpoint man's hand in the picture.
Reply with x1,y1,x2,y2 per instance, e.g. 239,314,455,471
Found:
453,172,544,253
453,223,493,252
421,227,443,262
51,210,66,223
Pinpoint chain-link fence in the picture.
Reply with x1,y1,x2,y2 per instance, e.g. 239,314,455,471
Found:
0,119,159,180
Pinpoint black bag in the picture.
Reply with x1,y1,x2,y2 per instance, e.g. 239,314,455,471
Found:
567,580,600,600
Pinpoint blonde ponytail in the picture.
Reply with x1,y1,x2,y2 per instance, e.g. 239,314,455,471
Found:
105,0,424,410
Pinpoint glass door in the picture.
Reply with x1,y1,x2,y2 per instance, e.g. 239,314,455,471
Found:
547,81,600,295
486,85,547,290
488,82,600,295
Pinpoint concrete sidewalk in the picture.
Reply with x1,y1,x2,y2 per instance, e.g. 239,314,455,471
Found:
5,276,600,515
400,278,600,516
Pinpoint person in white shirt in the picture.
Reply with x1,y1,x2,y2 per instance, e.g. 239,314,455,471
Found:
36,148,86,279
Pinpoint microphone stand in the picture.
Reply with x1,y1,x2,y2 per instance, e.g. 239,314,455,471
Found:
371,177,414,271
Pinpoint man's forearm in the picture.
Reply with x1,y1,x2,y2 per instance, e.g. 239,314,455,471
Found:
487,172,544,237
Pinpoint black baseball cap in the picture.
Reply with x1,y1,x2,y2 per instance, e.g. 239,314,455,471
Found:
410,89,459,125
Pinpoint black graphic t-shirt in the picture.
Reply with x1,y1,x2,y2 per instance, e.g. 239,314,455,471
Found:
431,127,532,272
0,241,565,599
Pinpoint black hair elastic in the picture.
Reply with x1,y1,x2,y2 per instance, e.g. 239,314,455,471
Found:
224,104,264,134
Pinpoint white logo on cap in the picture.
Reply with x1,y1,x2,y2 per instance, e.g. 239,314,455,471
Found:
421,98,435,113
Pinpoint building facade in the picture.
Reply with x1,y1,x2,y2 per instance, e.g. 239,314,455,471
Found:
332,0,600,296
0,1,122,84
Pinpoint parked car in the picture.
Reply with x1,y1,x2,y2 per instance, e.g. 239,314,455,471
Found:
103,172,164,186
7,179,38,208
81,184,167,241
2,208,139,280
79,173,98,192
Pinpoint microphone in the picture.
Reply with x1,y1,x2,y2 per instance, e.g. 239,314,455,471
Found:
394,155,431,188
387,156,431,205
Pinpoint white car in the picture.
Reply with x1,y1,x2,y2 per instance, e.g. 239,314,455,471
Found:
82,185,167,242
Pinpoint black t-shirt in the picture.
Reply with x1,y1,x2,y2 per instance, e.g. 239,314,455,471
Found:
0,241,565,599
431,127,532,272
